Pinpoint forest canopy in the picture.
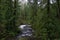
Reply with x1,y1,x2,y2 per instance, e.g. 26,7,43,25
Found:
0,0,60,40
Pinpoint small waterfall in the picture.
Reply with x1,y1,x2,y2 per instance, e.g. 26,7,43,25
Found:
17,24,34,40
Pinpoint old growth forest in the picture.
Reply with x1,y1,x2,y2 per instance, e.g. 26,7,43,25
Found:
0,0,60,40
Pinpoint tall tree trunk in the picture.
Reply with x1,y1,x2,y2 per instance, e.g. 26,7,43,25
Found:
13,0,17,30
47,0,52,40
56,0,60,18
31,0,37,25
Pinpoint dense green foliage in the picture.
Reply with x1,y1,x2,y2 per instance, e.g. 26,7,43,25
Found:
0,0,60,40
0,0,20,40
